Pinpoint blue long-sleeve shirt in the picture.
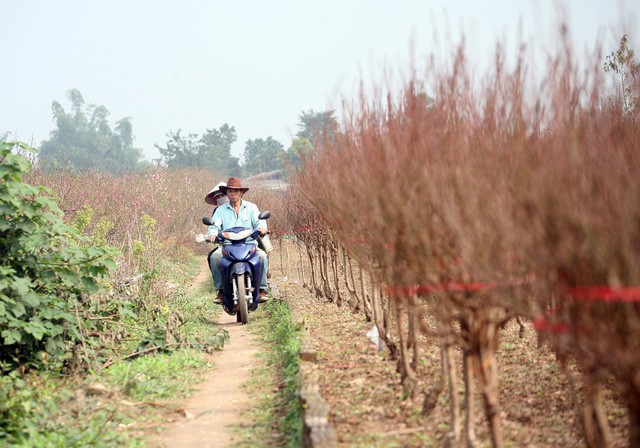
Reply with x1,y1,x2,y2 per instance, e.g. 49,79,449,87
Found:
208,199,266,244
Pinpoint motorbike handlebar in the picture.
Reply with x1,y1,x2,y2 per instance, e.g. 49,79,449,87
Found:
213,228,266,243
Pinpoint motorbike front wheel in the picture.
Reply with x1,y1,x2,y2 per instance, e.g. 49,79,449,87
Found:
235,273,249,325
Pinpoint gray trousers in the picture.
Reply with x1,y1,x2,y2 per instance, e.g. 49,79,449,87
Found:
209,246,268,291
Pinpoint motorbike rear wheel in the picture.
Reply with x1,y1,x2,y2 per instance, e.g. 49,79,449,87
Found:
235,273,249,325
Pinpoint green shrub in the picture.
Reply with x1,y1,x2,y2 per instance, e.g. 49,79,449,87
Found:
0,142,118,369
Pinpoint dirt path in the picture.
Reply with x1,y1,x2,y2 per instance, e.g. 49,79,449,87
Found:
150,261,262,448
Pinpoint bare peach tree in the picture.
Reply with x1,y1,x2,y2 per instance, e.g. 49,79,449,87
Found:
510,44,640,446
282,28,639,448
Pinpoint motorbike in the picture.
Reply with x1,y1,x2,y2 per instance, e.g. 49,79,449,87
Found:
202,211,271,324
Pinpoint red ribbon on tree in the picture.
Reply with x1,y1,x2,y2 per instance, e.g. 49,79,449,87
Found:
566,286,640,302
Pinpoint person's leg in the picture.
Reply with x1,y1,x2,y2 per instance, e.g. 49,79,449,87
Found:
257,248,268,290
207,248,216,281
210,248,223,290
210,248,223,303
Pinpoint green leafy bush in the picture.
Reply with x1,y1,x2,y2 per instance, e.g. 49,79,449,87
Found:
0,142,118,369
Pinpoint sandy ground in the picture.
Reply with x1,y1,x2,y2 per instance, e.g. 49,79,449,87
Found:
149,262,262,448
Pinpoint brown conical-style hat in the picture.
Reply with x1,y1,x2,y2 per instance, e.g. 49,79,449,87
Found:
219,177,249,193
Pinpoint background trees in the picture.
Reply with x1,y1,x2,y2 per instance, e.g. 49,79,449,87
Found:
35,90,341,178
39,89,142,173
242,137,284,176
153,109,340,179
604,34,640,115
155,124,241,175
276,110,339,173
280,137,313,171
295,109,339,148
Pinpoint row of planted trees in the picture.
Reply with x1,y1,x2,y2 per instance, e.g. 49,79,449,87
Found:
269,35,640,447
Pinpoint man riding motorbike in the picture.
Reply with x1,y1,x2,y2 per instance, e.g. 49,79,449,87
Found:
207,177,269,305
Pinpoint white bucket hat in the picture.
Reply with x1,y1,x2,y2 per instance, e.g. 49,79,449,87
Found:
204,181,227,205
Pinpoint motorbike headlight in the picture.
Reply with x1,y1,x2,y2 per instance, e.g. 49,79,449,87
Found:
225,228,253,240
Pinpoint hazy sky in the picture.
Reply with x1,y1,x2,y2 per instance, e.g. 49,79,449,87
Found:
1,1,637,162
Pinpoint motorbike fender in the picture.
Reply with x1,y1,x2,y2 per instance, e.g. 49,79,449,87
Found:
220,260,252,308
234,253,262,309
230,263,257,311
221,255,263,310
231,262,250,276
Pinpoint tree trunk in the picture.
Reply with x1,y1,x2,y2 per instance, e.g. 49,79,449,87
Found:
515,316,525,339
581,376,611,448
408,297,419,371
445,342,461,442
278,237,284,280
297,243,306,288
285,239,291,280
298,260,304,288
422,343,445,416
475,321,503,448
463,349,477,448
307,248,318,295
372,284,398,359
628,380,640,448
563,363,613,448
395,299,416,397
343,254,361,313
331,245,342,307
319,248,333,301
361,267,373,322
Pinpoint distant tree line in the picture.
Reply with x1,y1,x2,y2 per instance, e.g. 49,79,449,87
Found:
31,88,340,177
154,124,241,175
39,89,142,173
155,108,340,176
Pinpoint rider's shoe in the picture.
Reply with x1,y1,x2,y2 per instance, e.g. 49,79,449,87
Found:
213,290,223,304
258,289,269,303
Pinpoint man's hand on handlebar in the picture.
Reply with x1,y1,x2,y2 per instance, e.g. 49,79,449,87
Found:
257,227,268,236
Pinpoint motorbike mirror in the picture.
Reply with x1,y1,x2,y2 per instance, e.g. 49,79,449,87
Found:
202,216,214,226
258,210,271,220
